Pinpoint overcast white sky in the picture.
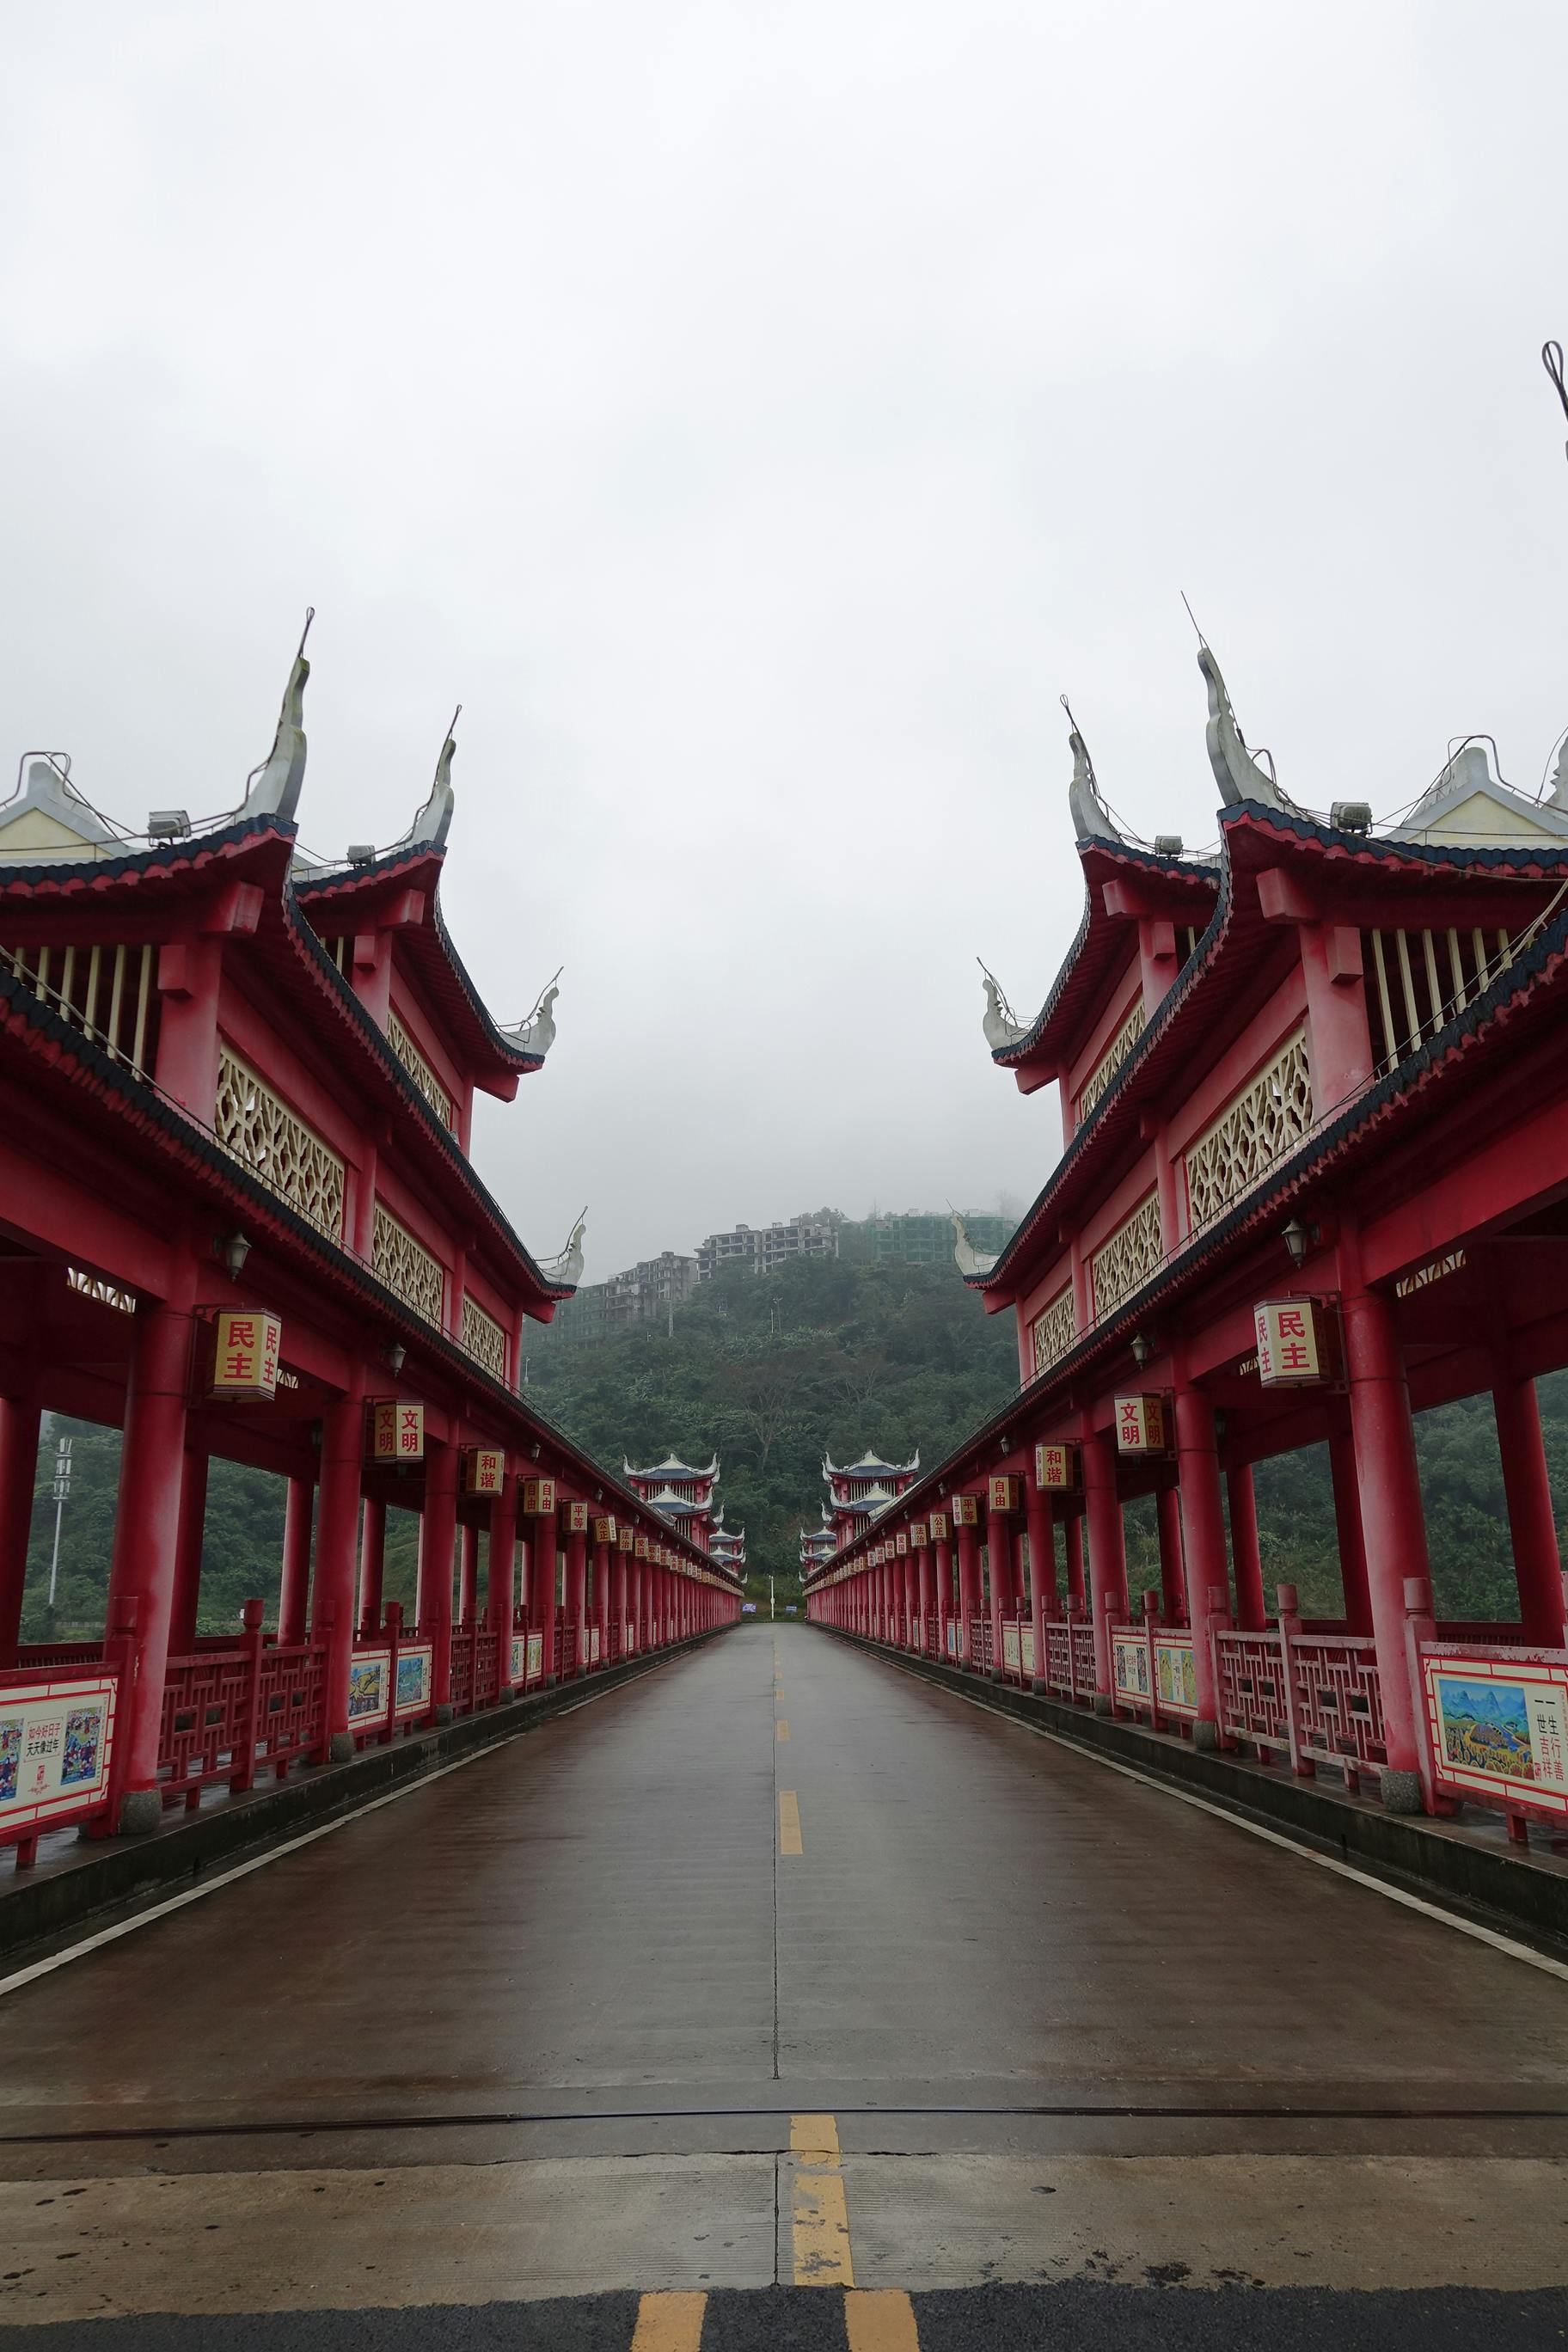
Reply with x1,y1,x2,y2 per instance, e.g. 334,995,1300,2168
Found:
4,3,1565,1277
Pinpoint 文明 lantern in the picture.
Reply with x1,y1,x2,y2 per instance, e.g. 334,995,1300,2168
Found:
367,1398,424,1461
1115,1393,1167,1454
211,1309,282,1402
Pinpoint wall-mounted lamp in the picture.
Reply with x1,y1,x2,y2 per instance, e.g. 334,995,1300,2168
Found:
1130,1332,1152,1368
382,1340,407,1377
530,1442,542,1461
216,1230,251,1280
1283,1216,1320,1271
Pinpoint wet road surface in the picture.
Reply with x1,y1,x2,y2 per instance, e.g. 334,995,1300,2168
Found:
0,1621,1565,2341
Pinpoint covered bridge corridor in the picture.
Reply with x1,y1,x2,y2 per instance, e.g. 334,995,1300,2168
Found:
1,1619,1565,2343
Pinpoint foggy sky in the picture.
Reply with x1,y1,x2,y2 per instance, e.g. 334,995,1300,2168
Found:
4,3,1565,1279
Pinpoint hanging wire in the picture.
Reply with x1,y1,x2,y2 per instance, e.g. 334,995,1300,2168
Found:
1544,340,1568,463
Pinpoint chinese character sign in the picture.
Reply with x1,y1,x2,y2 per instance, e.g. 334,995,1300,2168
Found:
211,1310,283,1402
367,1399,424,1461
951,1494,979,1527
1115,1394,1167,1454
635,1534,650,1559
462,1448,504,1497
910,1522,928,1548
1035,1442,1079,1491
928,1512,949,1541
895,1532,908,1557
618,1525,635,1552
989,1475,1021,1515
594,1516,617,1546
1254,1298,1326,1389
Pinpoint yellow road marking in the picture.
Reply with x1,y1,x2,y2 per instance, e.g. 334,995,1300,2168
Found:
777,1719,790,1741
790,2111,854,2286
631,2291,707,2351
846,2289,921,2351
779,1789,803,1853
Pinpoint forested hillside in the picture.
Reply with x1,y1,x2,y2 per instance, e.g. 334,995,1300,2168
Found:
15,1254,1553,1636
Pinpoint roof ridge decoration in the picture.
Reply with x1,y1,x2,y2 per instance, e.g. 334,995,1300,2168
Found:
0,755,118,854
1198,644,1299,817
537,1209,586,1289
952,1210,1000,1277
391,707,460,854
978,960,1028,1052
505,971,561,1057
1064,703,1125,845
238,611,313,830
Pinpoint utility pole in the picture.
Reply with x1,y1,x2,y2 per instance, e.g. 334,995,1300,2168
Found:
47,1432,72,1629
769,1574,775,1621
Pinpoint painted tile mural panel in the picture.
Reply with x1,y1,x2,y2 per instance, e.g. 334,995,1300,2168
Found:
1422,1652,1568,1817
1112,1634,1151,1706
1155,1634,1199,1718
394,1645,434,1719
0,1676,116,1834
347,1654,391,1727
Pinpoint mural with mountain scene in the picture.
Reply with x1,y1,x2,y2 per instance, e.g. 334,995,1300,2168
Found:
1435,1678,1534,1783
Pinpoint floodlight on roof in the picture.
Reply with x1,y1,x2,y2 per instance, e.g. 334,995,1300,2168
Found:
148,809,192,840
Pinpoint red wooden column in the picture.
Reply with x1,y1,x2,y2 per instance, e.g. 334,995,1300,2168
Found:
1492,1372,1567,1645
955,1510,982,1665
1156,1484,1185,1623
278,1475,314,1645
104,1293,196,1832
1081,1430,1125,1702
358,1498,386,1635
930,1516,952,1657
1063,1510,1086,1606
916,1534,934,1653
1174,1382,1231,1742
532,1522,560,1685
986,1503,1017,1681
1327,1416,1372,1633
458,1522,480,1626
563,1516,587,1675
611,1540,628,1658
0,1383,42,1667
1342,1267,1434,1809
168,1447,209,1655
1025,1482,1054,1693
591,1532,611,1665
313,1389,365,1760
422,1441,459,1713
487,1474,518,1677
1227,1464,1266,1630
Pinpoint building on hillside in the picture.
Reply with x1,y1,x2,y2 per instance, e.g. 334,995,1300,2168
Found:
805,648,1568,1834
695,1212,841,1280
625,1452,720,1551
538,1249,699,1347
707,1507,747,1577
823,1449,921,1547
841,1210,1014,1267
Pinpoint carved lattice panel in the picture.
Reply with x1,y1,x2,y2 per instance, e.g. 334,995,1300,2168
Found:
1089,1192,1162,1320
1183,1028,1314,1231
1032,1283,1076,1376
214,1049,346,1238
386,1009,454,1128
1077,998,1146,1123
372,1204,444,1324
461,1292,507,1382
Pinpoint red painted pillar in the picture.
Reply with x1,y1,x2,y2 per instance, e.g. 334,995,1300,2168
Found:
1155,1485,1185,1623
986,1508,1017,1681
0,1385,41,1666
916,1539,934,1651
1342,1276,1428,1807
1081,1430,1125,1700
612,1544,628,1657
955,1515,981,1665
358,1498,386,1635
422,1442,459,1712
458,1522,480,1626
563,1521,587,1675
533,1524,560,1684
487,1477,518,1639
278,1475,314,1644
932,1528,952,1657
1026,1485,1054,1692
592,1537,611,1665
313,1390,364,1758
1174,1383,1231,1741
1064,1510,1086,1607
1492,1373,1567,1645
1227,1464,1266,1630
168,1448,209,1655
104,1295,195,1832
1328,1418,1372,1633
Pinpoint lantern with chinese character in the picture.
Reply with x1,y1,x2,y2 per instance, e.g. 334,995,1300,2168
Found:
635,1534,650,1559
462,1447,505,1497
951,1493,980,1527
895,1531,909,1556
1254,1296,1329,1388
989,1475,1021,1515
594,1516,617,1546
910,1522,928,1548
928,1511,950,1541
1034,1441,1080,1491
563,1500,590,1534
521,1476,556,1516
211,1309,283,1402
618,1524,635,1552
1115,1393,1168,1454
367,1398,424,1461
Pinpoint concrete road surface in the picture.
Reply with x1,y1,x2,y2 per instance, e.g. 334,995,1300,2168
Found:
0,1621,1564,2346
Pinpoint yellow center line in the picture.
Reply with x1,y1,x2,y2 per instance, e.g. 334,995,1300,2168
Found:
631,2291,707,2351
779,1789,803,1853
790,2111,854,2287
846,2289,921,2351
777,1719,790,1741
